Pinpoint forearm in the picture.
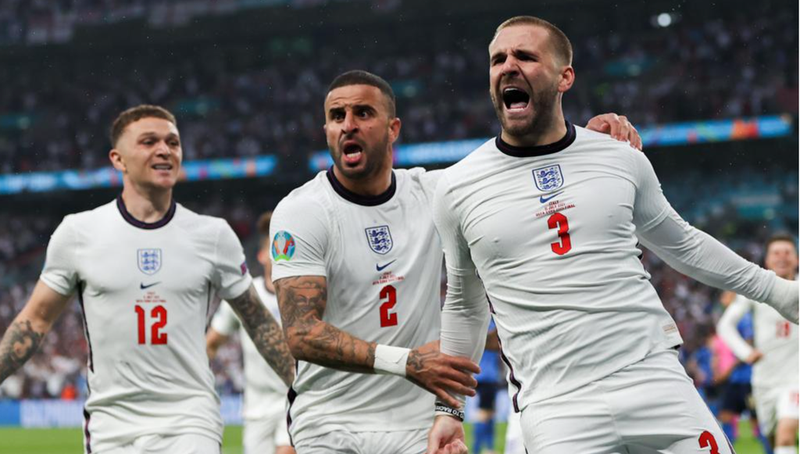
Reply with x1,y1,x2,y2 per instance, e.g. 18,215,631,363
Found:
229,285,295,387
0,313,48,382
717,299,754,361
287,319,378,373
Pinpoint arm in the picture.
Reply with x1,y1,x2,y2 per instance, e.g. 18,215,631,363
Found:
585,113,643,150
205,328,229,360
274,275,477,408
717,295,760,363
0,281,71,382
631,153,798,323
227,284,295,387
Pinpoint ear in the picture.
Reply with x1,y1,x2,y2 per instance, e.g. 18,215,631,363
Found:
558,65,575,93
388,117,402,144
109,148,126,173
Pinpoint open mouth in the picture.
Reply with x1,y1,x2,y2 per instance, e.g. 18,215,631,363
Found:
152,164,173,171
502,87,531,112
342,141,364,165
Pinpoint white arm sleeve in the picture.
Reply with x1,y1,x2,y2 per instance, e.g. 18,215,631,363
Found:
212,220,253,300
433,173,491,407
717,295,755,361
40,215,79,297
631,152,798,324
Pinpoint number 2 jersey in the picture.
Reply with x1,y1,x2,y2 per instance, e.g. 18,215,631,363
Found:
434,123,790,413
40,196,252,453
270,167,442,445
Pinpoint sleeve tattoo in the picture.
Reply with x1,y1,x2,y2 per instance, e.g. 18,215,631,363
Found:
228,284,295,387
275,276,377,373
0,319,45,383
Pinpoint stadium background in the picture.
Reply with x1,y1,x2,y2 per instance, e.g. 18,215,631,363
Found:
0,0,797,452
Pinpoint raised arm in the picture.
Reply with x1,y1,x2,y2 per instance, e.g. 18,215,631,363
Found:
227,284,295,387
630,152,798,323
717,295,760,364
0,280,72,382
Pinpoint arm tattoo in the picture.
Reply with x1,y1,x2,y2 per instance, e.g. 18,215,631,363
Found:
228,285,295,387
0,320,45,383
275,276,377,374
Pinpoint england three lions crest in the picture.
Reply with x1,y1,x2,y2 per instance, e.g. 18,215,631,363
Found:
138,249,162,275
532,164,564,192
365,225,393,255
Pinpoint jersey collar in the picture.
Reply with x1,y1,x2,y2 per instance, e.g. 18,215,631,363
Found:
496,121,576,158
116,195,177,230
326,167,397,207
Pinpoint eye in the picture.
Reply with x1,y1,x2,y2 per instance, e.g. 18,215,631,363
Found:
330,110,345,121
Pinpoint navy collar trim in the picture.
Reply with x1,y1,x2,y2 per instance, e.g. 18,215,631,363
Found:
116,195,177,230
496,121,576,158
326,167,396,207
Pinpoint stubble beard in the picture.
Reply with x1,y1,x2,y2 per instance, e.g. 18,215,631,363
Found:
332,134,391,181
493,82,560,140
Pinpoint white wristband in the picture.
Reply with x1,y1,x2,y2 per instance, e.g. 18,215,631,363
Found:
373,344,410,376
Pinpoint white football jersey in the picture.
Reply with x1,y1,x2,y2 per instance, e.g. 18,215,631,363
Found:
270,168,442,445
40,197,252,453
212,276,288,420
719,294,798,390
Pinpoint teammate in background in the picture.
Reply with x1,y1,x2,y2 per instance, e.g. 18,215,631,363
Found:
270,70,642,454
473,322,501,454
207,212,294,454
718,234,799,454
428,16,799,454
0,105,294,454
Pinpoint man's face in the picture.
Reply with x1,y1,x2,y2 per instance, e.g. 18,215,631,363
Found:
765,240,798,279
489,25,567,138
324,84,399,181
111,117,182,191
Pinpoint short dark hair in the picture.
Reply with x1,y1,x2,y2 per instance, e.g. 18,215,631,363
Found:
765,233,797,255
327,70,396,118
493,16,573,66
110,105,177,147
258,211,273,249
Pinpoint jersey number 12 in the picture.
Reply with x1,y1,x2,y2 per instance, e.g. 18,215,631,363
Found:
136,305,168,345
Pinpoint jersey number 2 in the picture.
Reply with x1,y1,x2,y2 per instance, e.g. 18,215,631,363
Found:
136,305,168,345
547,212,572,255
379,285,398,327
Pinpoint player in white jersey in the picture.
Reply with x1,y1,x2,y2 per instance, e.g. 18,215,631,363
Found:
427,16,799,454
270,70,642,454
0,105,294,454
718,234,799,454
207,212,294,454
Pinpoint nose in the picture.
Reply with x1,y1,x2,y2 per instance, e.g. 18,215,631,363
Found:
154,140,171,157
500,56,520,77
342,110,358,135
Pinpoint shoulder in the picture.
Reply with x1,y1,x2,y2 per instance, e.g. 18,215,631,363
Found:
275,173,330,215
441,138,497,183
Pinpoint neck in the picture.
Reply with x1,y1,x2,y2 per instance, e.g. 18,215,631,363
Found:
121,183,173,223
501,107,566,148
332,164,393,197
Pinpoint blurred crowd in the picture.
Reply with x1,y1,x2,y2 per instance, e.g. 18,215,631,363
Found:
0,2,796,174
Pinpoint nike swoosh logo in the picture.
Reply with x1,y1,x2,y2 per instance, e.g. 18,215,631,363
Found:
540,191,564,203
376,260,397,272
140,282,161,290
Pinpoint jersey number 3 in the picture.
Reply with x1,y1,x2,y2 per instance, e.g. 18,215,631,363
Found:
379,285,398,327
136,305,168,345
547,212,572,255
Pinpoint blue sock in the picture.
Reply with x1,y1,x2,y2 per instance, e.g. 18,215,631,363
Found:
473,421,495,453
722,421,737,445
757,433,773,454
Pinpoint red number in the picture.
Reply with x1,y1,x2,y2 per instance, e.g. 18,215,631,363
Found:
777,321,792,338
379,285,398,327
698,430,720,454
135,305,168,345
547,212,572,255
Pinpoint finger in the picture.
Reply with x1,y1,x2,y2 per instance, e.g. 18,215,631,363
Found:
438,378,477,397
617,115,631,142
633,127,643,150
434,388,464,408
439,368,478,388
448,357,481,374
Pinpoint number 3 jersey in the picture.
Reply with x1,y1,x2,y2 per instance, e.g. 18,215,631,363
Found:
270,167,442,445
40,196,252,453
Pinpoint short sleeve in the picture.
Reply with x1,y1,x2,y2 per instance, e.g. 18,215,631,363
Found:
270,196,329,282
631,151,671,232
210,301,240,336
40,216,79,297
212,220,253,300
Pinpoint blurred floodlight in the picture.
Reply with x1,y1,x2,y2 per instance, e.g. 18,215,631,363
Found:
657,13,672,27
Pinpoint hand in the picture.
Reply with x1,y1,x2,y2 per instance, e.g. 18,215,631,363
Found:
745,350,763,364
427,415,468,454
406,340,479,409
585,113,643,151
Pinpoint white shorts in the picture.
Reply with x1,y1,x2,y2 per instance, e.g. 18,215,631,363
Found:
754,386,800,436
519,349,733,454
243,412,292,454
98,433,219,454
293,428,427,454
504,408,525,454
